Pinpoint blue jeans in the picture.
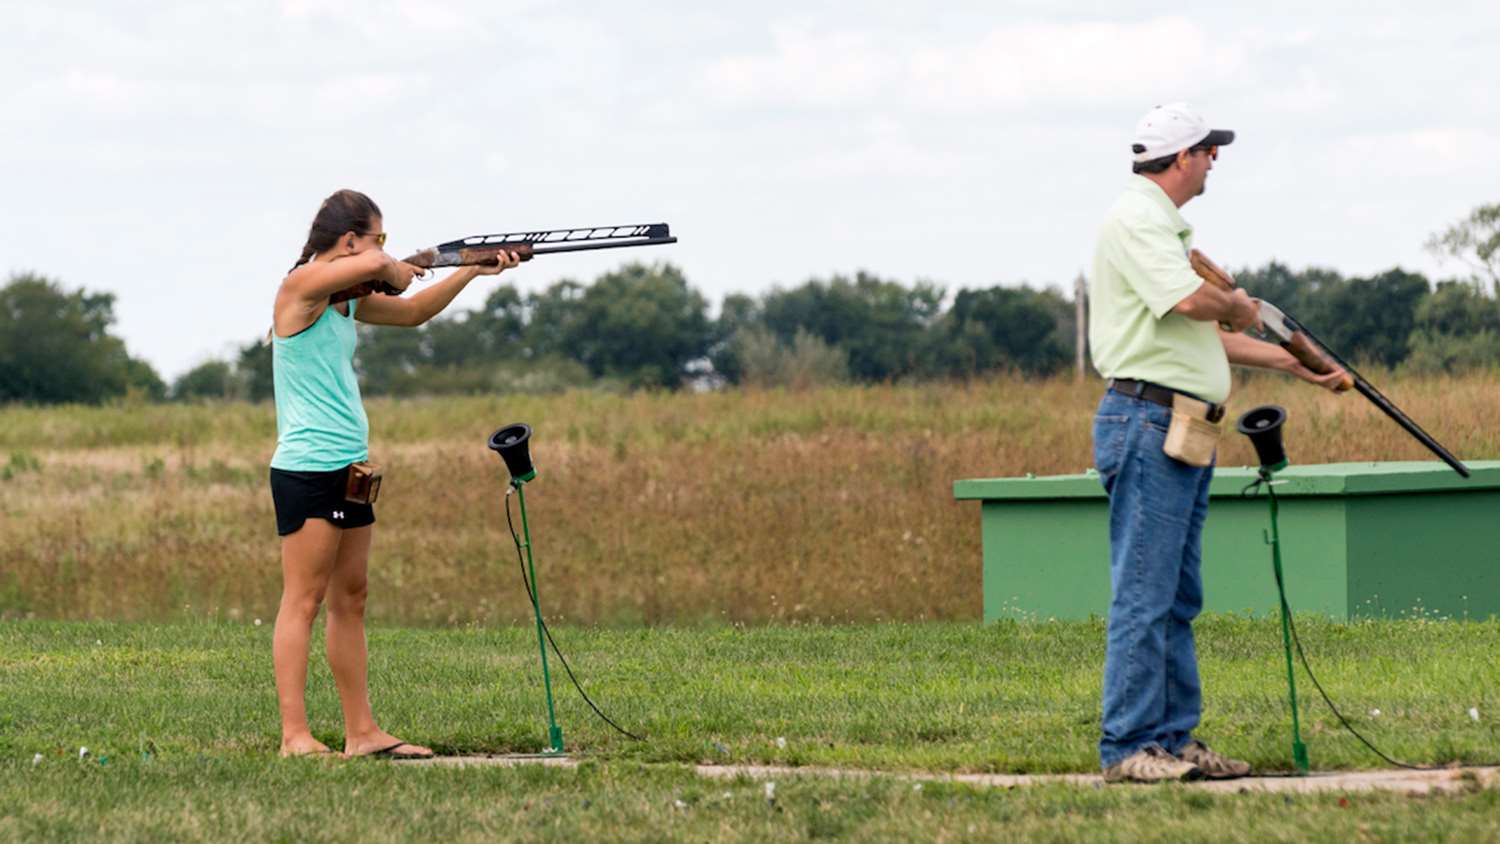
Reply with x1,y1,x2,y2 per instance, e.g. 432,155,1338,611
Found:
1092,389,1214,768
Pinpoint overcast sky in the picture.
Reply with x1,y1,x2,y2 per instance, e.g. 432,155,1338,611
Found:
4,1,1497,380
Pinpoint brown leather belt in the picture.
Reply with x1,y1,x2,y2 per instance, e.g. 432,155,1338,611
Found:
1107,378,1225,422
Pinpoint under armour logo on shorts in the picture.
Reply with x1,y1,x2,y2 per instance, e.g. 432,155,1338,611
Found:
333,510,344,520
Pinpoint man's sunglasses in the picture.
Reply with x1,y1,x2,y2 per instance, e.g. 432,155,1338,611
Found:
1188,144,1219,161
365,231,388,247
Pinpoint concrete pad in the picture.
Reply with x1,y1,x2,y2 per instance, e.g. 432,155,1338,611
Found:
1194,767,1497,795
394,753,578,769
393,756,1498,795
694,763,1500,796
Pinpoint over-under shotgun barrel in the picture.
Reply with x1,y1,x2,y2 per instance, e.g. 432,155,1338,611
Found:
1290,319,1471,478
403,223,676,269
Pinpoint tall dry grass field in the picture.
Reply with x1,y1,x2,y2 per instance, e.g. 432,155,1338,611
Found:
2,372,1495,625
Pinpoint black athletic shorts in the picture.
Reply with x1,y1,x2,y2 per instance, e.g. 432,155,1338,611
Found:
269,466,376,536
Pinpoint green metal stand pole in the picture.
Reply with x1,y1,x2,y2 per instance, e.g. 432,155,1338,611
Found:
1265,484,1310,773
514,483,565,754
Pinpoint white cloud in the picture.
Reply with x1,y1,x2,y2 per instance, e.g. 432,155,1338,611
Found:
279,0,346,19
1403,128,1495,164
59,70,162,115
1264,68,1339,113
706,27,885,107
279,0,474,31
907,18,1246,109
1331,128,1497,178
801,118,954,179
703,18,1249,112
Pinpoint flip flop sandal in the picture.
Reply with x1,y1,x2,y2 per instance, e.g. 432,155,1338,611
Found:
359,742,434,760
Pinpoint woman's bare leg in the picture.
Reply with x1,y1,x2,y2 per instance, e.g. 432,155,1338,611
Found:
326,524,432,757
324,525,377,739
274,519,342,755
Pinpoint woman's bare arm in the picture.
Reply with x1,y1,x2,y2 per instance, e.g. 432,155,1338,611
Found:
283,251,413,303
273,252,424,337
355,251,522,328
356,267,481,327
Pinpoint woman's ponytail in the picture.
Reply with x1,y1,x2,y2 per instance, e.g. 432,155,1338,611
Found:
288,242,317,274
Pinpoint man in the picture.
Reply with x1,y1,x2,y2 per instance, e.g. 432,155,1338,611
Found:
1088,103,1346,783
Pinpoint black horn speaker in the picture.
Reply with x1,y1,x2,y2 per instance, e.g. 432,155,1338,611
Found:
1236,405,1288,474
488,422,536,484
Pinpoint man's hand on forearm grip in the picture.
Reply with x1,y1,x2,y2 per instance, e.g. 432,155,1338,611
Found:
1288,358,1351,393
1282,332,1353,391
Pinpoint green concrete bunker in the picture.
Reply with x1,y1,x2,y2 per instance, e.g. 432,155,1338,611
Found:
955,461,1500,623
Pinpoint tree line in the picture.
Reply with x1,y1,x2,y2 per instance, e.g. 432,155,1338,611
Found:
4,203,1495,404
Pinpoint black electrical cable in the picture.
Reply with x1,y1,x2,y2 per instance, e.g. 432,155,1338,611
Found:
1258,482,1497,770
504,488,643,742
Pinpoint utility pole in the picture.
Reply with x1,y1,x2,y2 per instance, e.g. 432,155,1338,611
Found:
1074,273,1087,382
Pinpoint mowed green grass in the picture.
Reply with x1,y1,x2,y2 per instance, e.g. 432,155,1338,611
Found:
3,619,1498,841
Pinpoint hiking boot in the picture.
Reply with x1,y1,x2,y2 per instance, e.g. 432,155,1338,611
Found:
1174,739,1251,779
1102,745,1204,783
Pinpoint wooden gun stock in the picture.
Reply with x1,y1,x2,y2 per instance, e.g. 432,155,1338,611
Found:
402,243,535,270
1187,248,1236,293
328,279,405,305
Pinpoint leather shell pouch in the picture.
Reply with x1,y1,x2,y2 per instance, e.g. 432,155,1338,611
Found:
1162,395,1224,468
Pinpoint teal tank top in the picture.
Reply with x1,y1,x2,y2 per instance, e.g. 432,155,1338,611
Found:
270,301,369,471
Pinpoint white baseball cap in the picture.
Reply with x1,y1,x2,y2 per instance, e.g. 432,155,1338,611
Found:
1131,102,1235,163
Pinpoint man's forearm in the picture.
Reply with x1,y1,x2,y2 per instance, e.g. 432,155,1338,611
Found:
406,267,481,324
1219,330,1295,371
1173,281,1254,329
1174,281,1231,322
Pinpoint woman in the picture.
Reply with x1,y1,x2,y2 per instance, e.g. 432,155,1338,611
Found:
269,189,519,758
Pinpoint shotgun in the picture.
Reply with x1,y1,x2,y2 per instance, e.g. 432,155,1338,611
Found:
1189,249,1470,478
331,223,677,304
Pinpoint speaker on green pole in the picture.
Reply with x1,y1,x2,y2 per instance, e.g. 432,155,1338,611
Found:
1236,403,1308,773
1236,404,1288,474
489,423,537,485
489,422,563,753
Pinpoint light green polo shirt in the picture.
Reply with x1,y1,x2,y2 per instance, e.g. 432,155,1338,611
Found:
1088,175,1230,403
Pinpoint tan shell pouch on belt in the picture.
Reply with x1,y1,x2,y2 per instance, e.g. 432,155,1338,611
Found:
1162,395,1223,467
345,461,383,505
